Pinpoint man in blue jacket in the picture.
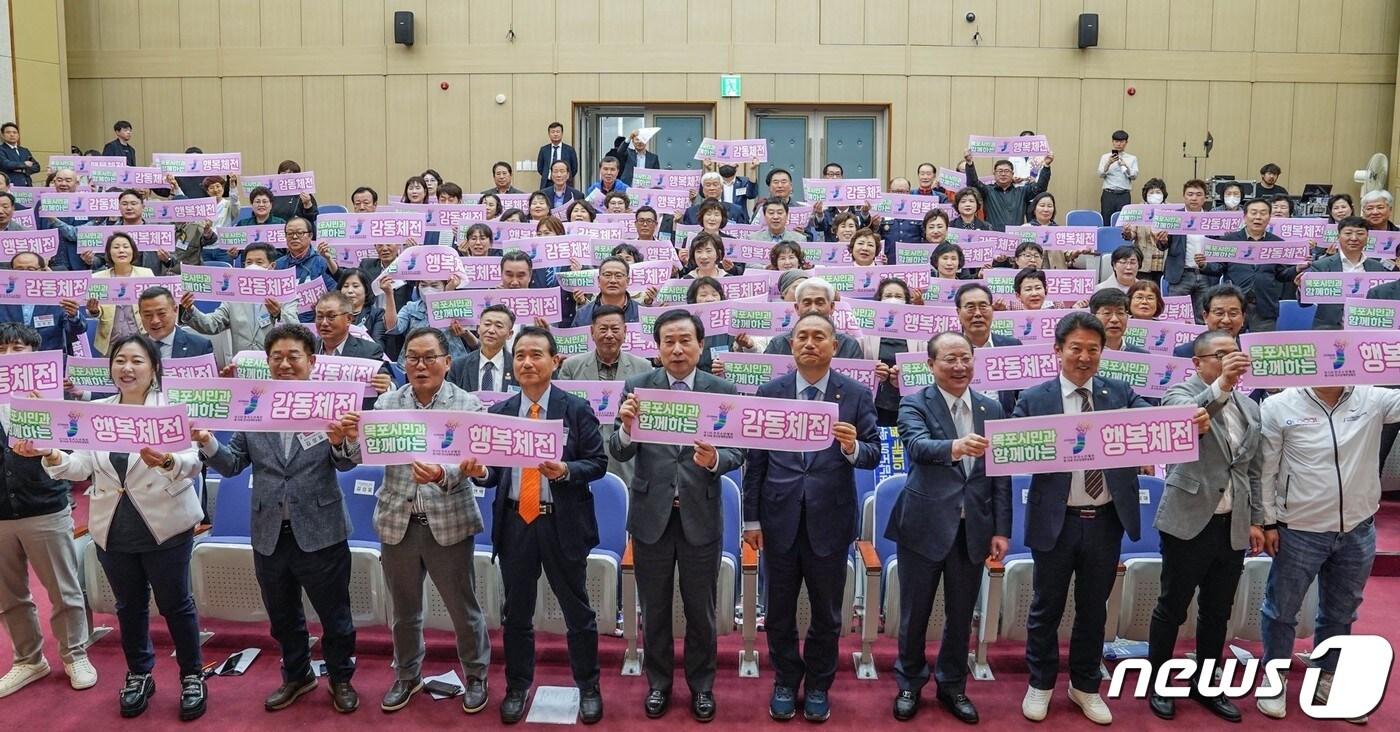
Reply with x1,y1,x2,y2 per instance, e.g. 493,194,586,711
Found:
0,252,86,353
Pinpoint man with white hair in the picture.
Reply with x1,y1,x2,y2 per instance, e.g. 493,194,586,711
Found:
37,169,88,272
1360,190,1398,231
680,172,748,225
763,278,865,358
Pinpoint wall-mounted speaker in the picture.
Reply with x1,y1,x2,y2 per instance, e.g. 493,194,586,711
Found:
394,11,415,46
1078,13,1099,49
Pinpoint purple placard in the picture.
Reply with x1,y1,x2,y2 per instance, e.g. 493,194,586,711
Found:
921,277,982,307
630,387,836,451
164,376,361,432
294,278,326,314
6,399,189,454
968,134,1050,156
382,245,466,281
152,152,242,176
895,350,934,395
968,343,1060,392
1004,225,1099,252
626,188,692,214
801,178,884,204
990,308,1082,342
725,301,804,337
553,380,624,420
960,231,1022,267
455,257,504,288
810,264,931,296
831,357,882,395
1097,350,1195,398
0,351,65,403
146,197,221,223
499,235,589,268
12,209,35,230
875,194,953,221
0,271,89,305
694,138,768,164
418,204,487,228
231,351,380,393
936,167,966,190
1267,217,1334,241
1299,271,1400,304
74,224,179,254
1363,231,1400,258
317,212,424,243
1202,238,1311,265
1115,203,1185,225
845,300,959,339
209,224,285,250
725,238,779,266
240,172,316,197
486,221,539,242
86,275,183,305
180,265,297,304
718,352,796,394
115,166,172,188
1160,296,1195,322
1240,330,1400,388
0,229,59,263
639,299,738,340
891,241,940,267
984,405,1199,476
1345,298,1400,329
421,288,561,327
631,168,704,190
1150,210,1244,235
355,409,562,468
8,186,52,207
48,155,126,174
564,222,628,241
38,192,120,218
1123,318,1206,354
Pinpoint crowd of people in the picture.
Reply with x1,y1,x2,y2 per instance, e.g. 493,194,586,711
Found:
0,117,1396,726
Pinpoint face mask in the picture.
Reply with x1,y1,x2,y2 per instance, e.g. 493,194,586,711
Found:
419,284,442,295
1145,193,1165,205
243,262,264,271
1224,195,1241,208
718,165,737,178
881,297,906,304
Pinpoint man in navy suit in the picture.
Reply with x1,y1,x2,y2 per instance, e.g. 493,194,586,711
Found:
1171,284,1247,359
137,287,214,359
718,165,756,218
619,132,661,187
536,122,579,189
0,122,40,187
956,282,1021,415
742,313,880,723
888,331,1010,724
1090,289,1148,354
468,326,608,724
0,252,86,353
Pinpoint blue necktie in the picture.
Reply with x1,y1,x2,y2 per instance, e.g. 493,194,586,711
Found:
671,380,690,391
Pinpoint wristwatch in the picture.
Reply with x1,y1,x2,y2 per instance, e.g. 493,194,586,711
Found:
160,455,175,471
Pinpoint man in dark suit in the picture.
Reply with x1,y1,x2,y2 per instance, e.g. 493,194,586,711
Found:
1296,216,1392,329
1015,312,1195,725
0,122,40,187
1159,179,1218,322
679,173,749,226
718,165,756,218
536,122,579,189
889,331,1011,724
447,304,515,393
0,252,86,353
102,120,137,166
1171,284,1247,358
542,161,585,209
619,130,662,187
137,287,214,359
610,309,745,722
1090,289,1149,354
956,282,1021,415
468,326,608,724
311,291,395,406
1216,199,1290,333
742,313,880,723
195,323,362,713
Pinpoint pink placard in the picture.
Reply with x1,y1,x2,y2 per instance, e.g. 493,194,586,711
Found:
630,168,704,190
317,212,424,243
422,288,561,327
1363,231,1400,258
180,265,298,303
8,186,51,208
355,409,563,468
831,357,882,395
968,343,1060,392
1123,318,1206,355
1267,217,1333,241
1160,296,1195,322
694,138,768,164
86,275,183,305
75,224,178,253
936,167,966,190
875,194,953,221
164,376,362,431
1005,225,1099,252
0,229,60,262
38,192,120,218
115,166,171,188
5,398,190,454
0,351,65,403
0,271,89,305
382,245,466,281
1345,298,1400,330
1115,204,1185,225
1202,238,1311,265
147,197,221,223
810,264,931,296
230,350,380,392
500,235,589,268
967,134,1050,157
1239,330,1400,388
48,155,126,174
895,351,934,395
553,380,623,420
564,222,629,241
13,209,36,230
920,277,981,307
990,308,1082,342
983,405,1199,476
418,204,487,228
845,300,960,339
1150,210,1244,235
801,178,884,204
960,231,1022,267
210,224,285,250
717,352,796,394
1299,271,1400,304
152,152,242,176
1096,350,1195,398
456,257,504,288
629,387,836,451
627,188,692,214
240,172,316,196
164,353,220,380
294,279,326,314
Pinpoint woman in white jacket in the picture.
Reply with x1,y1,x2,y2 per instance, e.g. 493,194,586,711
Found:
14,334,206,721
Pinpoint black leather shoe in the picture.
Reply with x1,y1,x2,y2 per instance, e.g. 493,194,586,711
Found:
265,676,316,711
380,678,421,712
330,682,359,713
1191,691,1241,723
501,687,528,724
119,672,155,718
579,686,603,724
893,690,918,721
462,677,488,714
180,674,207,721
691,691,716,723
644,688,670,719
936,690,979,724
1149,691,1175,720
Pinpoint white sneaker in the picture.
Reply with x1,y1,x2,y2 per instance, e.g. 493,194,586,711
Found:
1022,685,1053,721
0,660,51,698
1257,678,1287,719
1314,672,1368,724
65,657,97,690
1068,688,1114,725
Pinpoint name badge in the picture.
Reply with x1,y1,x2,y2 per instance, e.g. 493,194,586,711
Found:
176,238,190,252
32,314,55,329
297,431,327,450
257,308,273,327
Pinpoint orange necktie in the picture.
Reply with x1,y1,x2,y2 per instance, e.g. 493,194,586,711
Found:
518,403,542,524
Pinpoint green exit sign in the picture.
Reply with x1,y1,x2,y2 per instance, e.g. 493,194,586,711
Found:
720,74,742,98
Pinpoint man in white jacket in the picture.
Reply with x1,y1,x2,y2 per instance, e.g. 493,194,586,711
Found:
1256,383,1400,721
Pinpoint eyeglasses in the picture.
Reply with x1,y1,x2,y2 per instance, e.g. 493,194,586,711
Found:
1208,309,1243,319
937,356,974,366
404,353,448,366
286,230,311,238
1197,351,1234,361
314,312,350,322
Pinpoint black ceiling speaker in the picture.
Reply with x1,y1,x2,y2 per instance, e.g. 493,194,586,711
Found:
394,11,415,46
1078,13,1099,49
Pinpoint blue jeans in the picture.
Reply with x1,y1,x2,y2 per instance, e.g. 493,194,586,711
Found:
1260,518,1376,673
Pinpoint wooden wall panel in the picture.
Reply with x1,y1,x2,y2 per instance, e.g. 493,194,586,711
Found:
1083,0,1127,50
1206,82,1252,179
774,0,819,45
1254,0,1300,53
385,74,428,189
993,77,1038,137
68,78,106,154
65,0,100,51
424,75,471,189
904,76,951,170
513,0,557,44
1166,0,1212,52
258,0,302,48
863,0,908,46
1035,78,1081,205
1246,83,1295,183
468,75,512,188
908,0,952,46
995,0,1035,48
1161,80,1209,188
260,76,305,168
1296,0,1343,54
140,78,185,157
818,75,864,103
732,0,776,45
220,77,263,174
1332,84,1392,189
1122,0,1168,50
1121,79,1166,190
1342,0,1399,54
513,74,558,179
864,75,906,173
139,0,183,48
219,0,261,48
301,76,347,202
181,78,225,152
341,0,383,46
300,0,342,47
1037,0,1083,50
953,0,998,47
342,76,388,198
820,0,865,45
1289,84,1338,187
1077,79,1124,209
947,77,995,160
98,0,142,51
1210,0,1255,52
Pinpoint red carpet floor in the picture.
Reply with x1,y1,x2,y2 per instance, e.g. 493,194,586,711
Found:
4,576,1400,730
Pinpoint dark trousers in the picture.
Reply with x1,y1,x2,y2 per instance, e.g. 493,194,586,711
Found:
1026,507,1123,693
498,510,600,691
253,524,356,684
1101,189,1131,224
894,521,982,694
96,534,204,677
763,510,847,692
1147,513,1244,685
633,508,721,694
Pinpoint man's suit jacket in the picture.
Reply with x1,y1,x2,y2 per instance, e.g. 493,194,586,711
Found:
324,334,392,375
620,149,661,186
480,387,609,562
1368,280,1400,301
0,143,39,187
1158,375,1263,549
742,371,880,557
181,299,299,360
205,429,357,556
0,304,85,353
608,368,746,546
1310,254,1389,328
723,176,757,213
168,327,215,358
680,199,749,226
1013,376,1152,551
889,386,1012,564
448,349,515,392
557,351,653,484
536,143,579,188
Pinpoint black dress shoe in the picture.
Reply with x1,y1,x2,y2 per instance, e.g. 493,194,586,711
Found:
330,682,359,713
119,672,155,718
691,691,716,723
501,687,528,724
381,678,422,712
462,677,488,714
579,686,603,725
1149,691,1175,720
893,690,918,721
1191,691,1242,723
936,690,979,724
265,676,317,711
644,688,670,719
180,674,207,721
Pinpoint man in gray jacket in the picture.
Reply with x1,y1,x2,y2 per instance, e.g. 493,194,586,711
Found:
557,304,653,485
179,243,299,363
1146,330,1264,723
